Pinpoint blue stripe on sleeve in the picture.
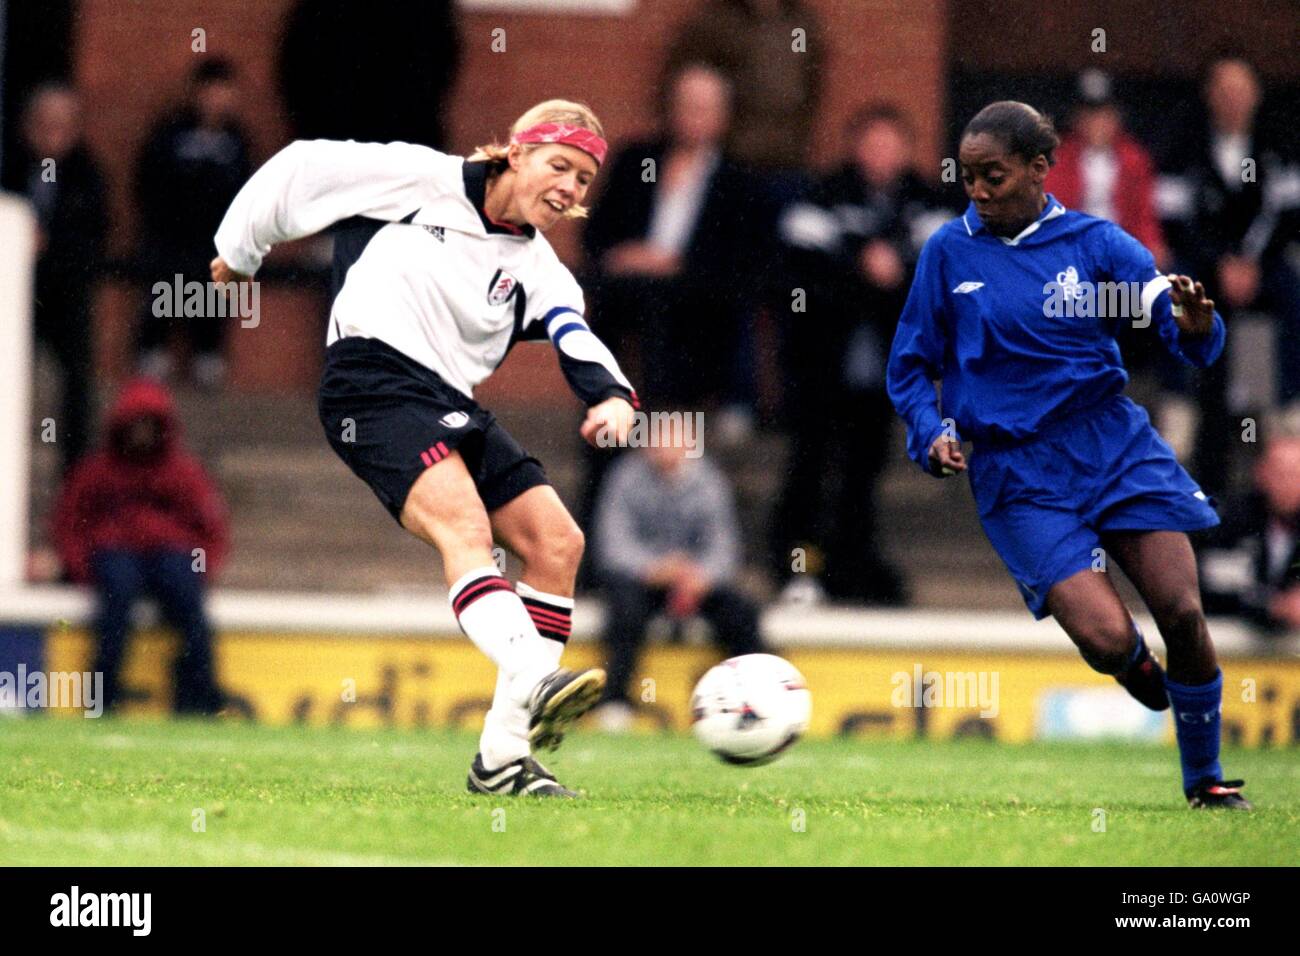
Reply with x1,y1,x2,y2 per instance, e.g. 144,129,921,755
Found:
542,306,581,326
551,321,588,345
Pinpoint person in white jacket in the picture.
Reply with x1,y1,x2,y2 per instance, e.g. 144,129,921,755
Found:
211,99,638,797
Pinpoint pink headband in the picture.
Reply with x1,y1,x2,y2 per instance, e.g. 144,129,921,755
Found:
511,122,608,166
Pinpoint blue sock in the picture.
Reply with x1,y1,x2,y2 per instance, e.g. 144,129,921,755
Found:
1164,669,1223,793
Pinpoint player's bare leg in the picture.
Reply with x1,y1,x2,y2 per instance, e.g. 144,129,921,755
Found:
400,450,496,584
1100,530,1216,684
1044,566,1168,711
1043,567,1136,675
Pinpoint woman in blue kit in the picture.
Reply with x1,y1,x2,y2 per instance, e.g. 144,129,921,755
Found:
887,101,1249,809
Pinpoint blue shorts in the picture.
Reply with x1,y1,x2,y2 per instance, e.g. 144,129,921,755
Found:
969,395,1219,619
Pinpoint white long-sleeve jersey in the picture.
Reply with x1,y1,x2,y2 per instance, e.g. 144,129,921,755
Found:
213,139,636,405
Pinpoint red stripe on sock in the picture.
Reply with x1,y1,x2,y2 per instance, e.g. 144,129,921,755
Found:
526,606,572,626
437,441,449,458
420,450,432,467
453,576,512,615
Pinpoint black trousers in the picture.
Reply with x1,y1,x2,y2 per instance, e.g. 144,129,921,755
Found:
34,275,95,472
600,574,765,704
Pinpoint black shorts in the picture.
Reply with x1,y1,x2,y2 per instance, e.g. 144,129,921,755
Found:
317,336,549,522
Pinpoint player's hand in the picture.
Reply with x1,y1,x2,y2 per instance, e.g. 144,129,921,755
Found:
1166,273,1216,337
580,396,636,448
210,256,250,285
927,434,966,477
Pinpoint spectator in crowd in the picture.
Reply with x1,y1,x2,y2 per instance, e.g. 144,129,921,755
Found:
577,62,757,574
134,57,252,388
591,442,764,729
1159,56,1300,494
18,83,108,472
662,0,825,307
52,378,230,714
771,104,953,605
582,62,756,409
1047,70,1167,266
1199,420,1300,635
663,0,823,181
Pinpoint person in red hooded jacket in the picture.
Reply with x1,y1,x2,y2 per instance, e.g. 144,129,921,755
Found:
52,378,229,714
1045,71,1168,268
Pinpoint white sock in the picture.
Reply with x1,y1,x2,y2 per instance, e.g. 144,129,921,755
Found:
479,582,574,770
449,566,554,702
481,669,532,769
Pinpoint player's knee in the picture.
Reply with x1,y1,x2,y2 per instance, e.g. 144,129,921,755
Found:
406,499,493,557
1154,593,1205,642
538,522,585,575
1073,618,1134,675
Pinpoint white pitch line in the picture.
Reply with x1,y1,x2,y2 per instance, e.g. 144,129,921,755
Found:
0,824,459,867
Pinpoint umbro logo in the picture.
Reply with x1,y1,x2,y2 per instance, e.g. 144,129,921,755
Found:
422,225,446,242
953,282,985,294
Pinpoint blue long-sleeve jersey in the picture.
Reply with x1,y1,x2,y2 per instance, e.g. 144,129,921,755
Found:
886,195,1225,472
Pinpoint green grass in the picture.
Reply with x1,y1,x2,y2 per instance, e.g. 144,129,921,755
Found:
1,717,1296,866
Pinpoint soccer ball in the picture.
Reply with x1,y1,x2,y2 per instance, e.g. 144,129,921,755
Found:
690,654,812,765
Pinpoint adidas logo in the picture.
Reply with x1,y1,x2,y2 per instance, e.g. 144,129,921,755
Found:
422,225,446,242
953,281,985,294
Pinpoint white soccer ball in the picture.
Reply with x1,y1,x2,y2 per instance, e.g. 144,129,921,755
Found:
690,654,812,765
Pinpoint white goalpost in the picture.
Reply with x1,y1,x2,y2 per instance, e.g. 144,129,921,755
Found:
0,192,36,590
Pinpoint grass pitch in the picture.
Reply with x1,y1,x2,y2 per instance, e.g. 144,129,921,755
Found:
1,717,1295,866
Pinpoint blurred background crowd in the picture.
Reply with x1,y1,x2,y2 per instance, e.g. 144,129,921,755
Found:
4,0,1298,706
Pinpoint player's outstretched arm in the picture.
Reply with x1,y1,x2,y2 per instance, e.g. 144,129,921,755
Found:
212,139,440,278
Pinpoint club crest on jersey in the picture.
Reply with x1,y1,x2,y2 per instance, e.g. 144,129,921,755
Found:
440,411,470,429
487,269,520,306
1055,266,1085,299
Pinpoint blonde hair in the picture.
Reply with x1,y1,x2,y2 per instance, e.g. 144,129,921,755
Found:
470,99,606,219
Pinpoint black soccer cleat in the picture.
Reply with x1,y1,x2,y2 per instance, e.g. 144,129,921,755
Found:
465,753,577,798
526,667,606,752
1114,644,1170,711
1186,778,1253,810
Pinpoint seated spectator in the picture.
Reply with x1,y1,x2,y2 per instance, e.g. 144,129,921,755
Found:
771,104,954,605
591,442,764,729
52,379,230,713
134,57,252,389
1199,420,1300,635
16,83,108,472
